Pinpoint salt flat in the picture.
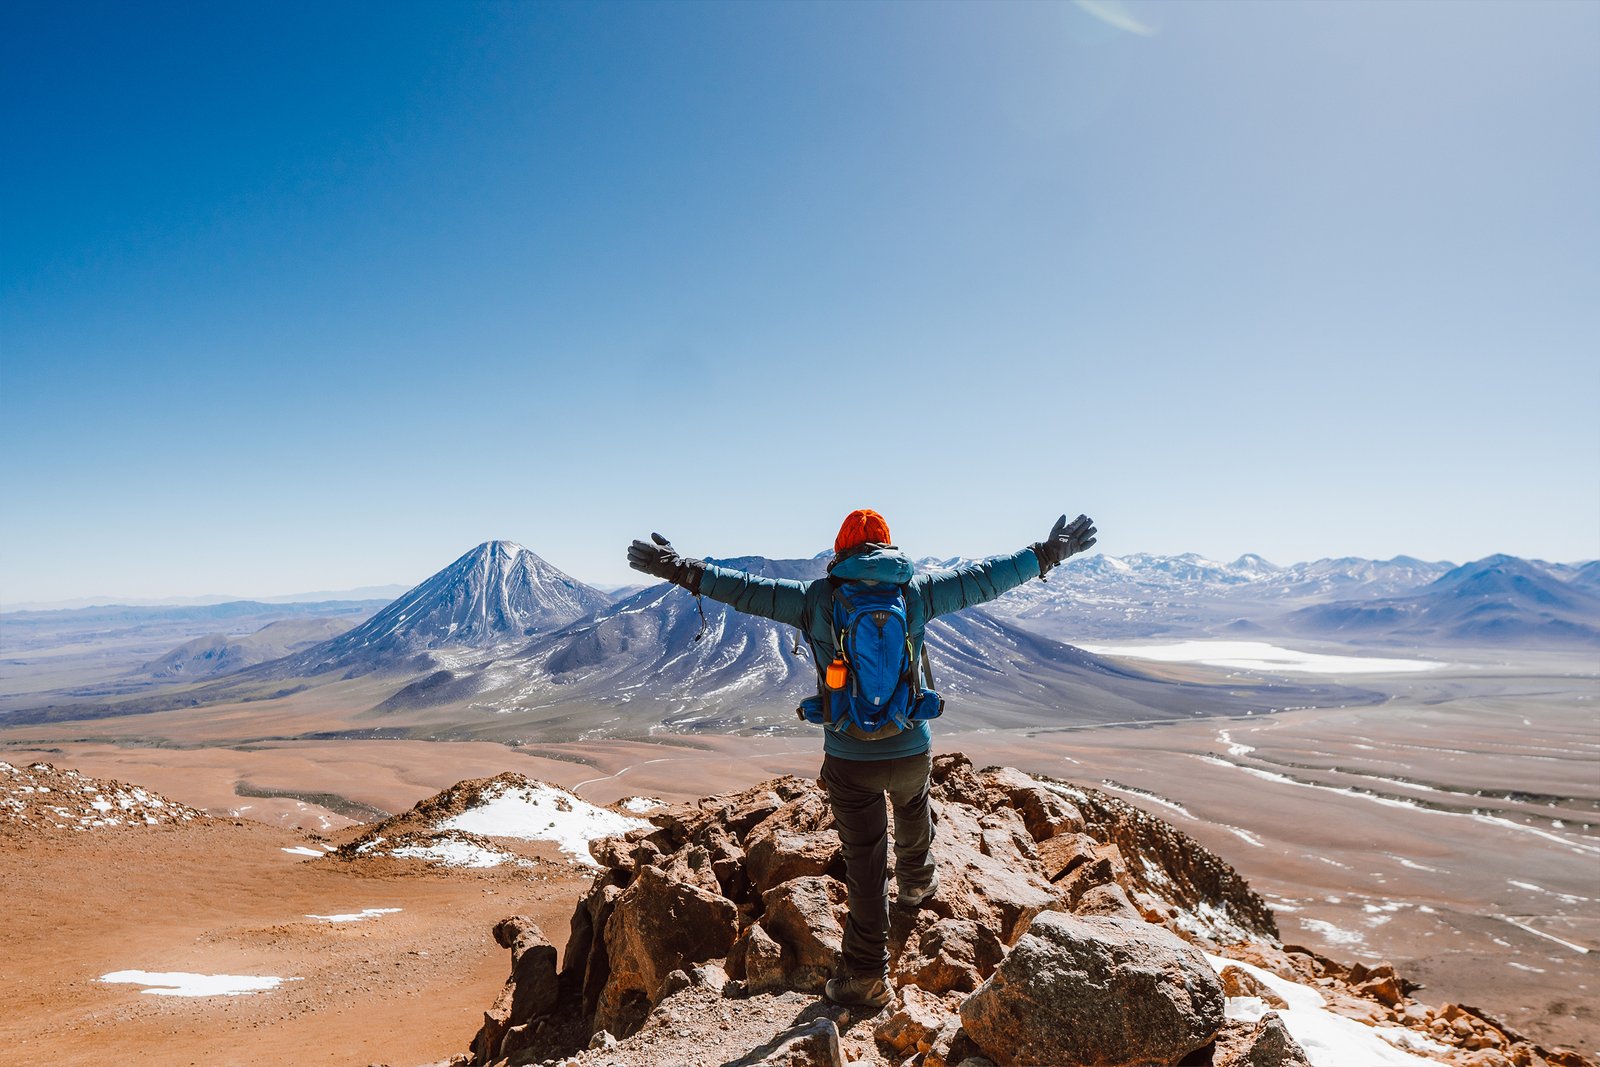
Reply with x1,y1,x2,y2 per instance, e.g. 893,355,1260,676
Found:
1076,639,1446,674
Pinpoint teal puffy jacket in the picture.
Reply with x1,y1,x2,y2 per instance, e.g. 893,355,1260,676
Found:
696,544,1043,761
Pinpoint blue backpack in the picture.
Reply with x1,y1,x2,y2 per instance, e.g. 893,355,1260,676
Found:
798,581,944,740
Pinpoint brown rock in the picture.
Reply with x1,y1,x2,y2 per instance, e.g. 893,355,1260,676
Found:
875,985,956,1057
1217,963,1288,1009
729,1016,845,1067
1072,881,1143,920
980,766,1085,840
471,916,559,1063
920,800,1058,944
1036,831,1099,882
894,916,1006,994
594,864,738,1037
960,911,1224,1067
1212,1012,1312,1067
760,876,847,991
1359,973,1406,1007
923,1016,989,1067
744,792,839,894
730,920,788,995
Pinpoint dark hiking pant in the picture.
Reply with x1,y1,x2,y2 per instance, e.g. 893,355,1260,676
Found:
821,750,936,978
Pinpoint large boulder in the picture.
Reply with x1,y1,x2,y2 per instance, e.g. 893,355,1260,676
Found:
594,864,739,1037
759,875,847,991
960,911,1224,1067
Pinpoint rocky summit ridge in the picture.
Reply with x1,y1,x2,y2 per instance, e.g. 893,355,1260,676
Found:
437,755,1592,1067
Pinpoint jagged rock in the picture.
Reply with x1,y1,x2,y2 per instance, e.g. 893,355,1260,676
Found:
980,766,1084,840
1035,831,1099,882
1071,881,1144,920
728,920,788,994
471,916,559,1063
593,864,738,1037
894,916,1005,994
744,792,839,893
760,876,846,991
1212,1012,1311,1067
924,1015,990,1067
875,985,956,1057
919,798,1058,944
960,911,1224,1066
730,1017,844,1067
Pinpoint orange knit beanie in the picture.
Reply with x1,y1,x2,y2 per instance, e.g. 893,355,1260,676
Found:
835,508,891,555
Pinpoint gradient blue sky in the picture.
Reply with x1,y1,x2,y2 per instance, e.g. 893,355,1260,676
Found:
3,0,1597,604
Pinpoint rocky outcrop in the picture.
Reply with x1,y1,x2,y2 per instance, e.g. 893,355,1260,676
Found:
960,911,1225,1066
454,756,1595,1067
0,760,203,836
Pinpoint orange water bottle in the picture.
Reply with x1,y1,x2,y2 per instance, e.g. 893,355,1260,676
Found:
825,656,848,690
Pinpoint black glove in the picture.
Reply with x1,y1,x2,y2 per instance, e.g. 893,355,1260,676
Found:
1033,514,1097,576
626,532,705,594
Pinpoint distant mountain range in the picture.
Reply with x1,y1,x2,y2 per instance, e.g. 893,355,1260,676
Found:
1283,554,1600,647
5,542,1593,736
142,617,356,680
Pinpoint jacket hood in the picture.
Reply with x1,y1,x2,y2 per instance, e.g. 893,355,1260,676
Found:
828,544,915,584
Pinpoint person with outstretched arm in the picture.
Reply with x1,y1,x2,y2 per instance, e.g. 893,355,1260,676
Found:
626,508,1097,1010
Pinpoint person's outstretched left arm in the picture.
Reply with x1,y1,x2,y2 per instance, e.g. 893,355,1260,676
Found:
921,514,1097,620
627,532,808,628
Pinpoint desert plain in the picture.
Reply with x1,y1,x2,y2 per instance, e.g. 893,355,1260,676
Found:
1,642,1595,1066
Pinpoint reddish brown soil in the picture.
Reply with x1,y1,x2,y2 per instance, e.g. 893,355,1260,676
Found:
0,816,588,1067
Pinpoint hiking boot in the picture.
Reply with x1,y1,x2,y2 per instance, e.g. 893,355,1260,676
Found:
895,867,940,908
824,971,891,1010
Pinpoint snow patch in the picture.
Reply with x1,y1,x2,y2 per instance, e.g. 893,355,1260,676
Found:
281,846,324,857
1206,955,1438,1067
440,780,647,867
99,970,299,997
307,907,401,923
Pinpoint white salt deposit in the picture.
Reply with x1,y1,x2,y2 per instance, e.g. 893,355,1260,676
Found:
440,781,646,866
99,970,298,997
280,846,324,857
1077,640,1443,675
1206,954,1438,1067
306,907,401,923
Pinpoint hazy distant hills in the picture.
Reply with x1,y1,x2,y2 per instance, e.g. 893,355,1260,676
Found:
6,543,1593,734
261,541,611,679
142,617,356,679
1284,554,1600,647
370,552,1375,738
973,552,1459,640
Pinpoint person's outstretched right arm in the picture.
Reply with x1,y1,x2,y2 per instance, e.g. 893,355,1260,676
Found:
627,532,808,628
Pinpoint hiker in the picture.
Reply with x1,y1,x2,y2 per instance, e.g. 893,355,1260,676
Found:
626,509,1097,1009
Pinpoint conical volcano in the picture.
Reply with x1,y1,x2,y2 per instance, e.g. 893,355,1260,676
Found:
272,541,610,677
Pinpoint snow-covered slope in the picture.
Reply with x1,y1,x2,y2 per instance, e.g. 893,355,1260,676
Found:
264,542,610,678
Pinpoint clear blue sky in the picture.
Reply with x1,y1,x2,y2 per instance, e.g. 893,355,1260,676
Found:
3,0,1596,604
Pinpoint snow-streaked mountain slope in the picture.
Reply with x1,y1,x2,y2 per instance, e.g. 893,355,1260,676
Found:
1284,554,1600,647
370,555,1378,739
262,541,610,678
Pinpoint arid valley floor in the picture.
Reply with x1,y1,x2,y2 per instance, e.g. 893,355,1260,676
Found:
1,648,1595,1066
